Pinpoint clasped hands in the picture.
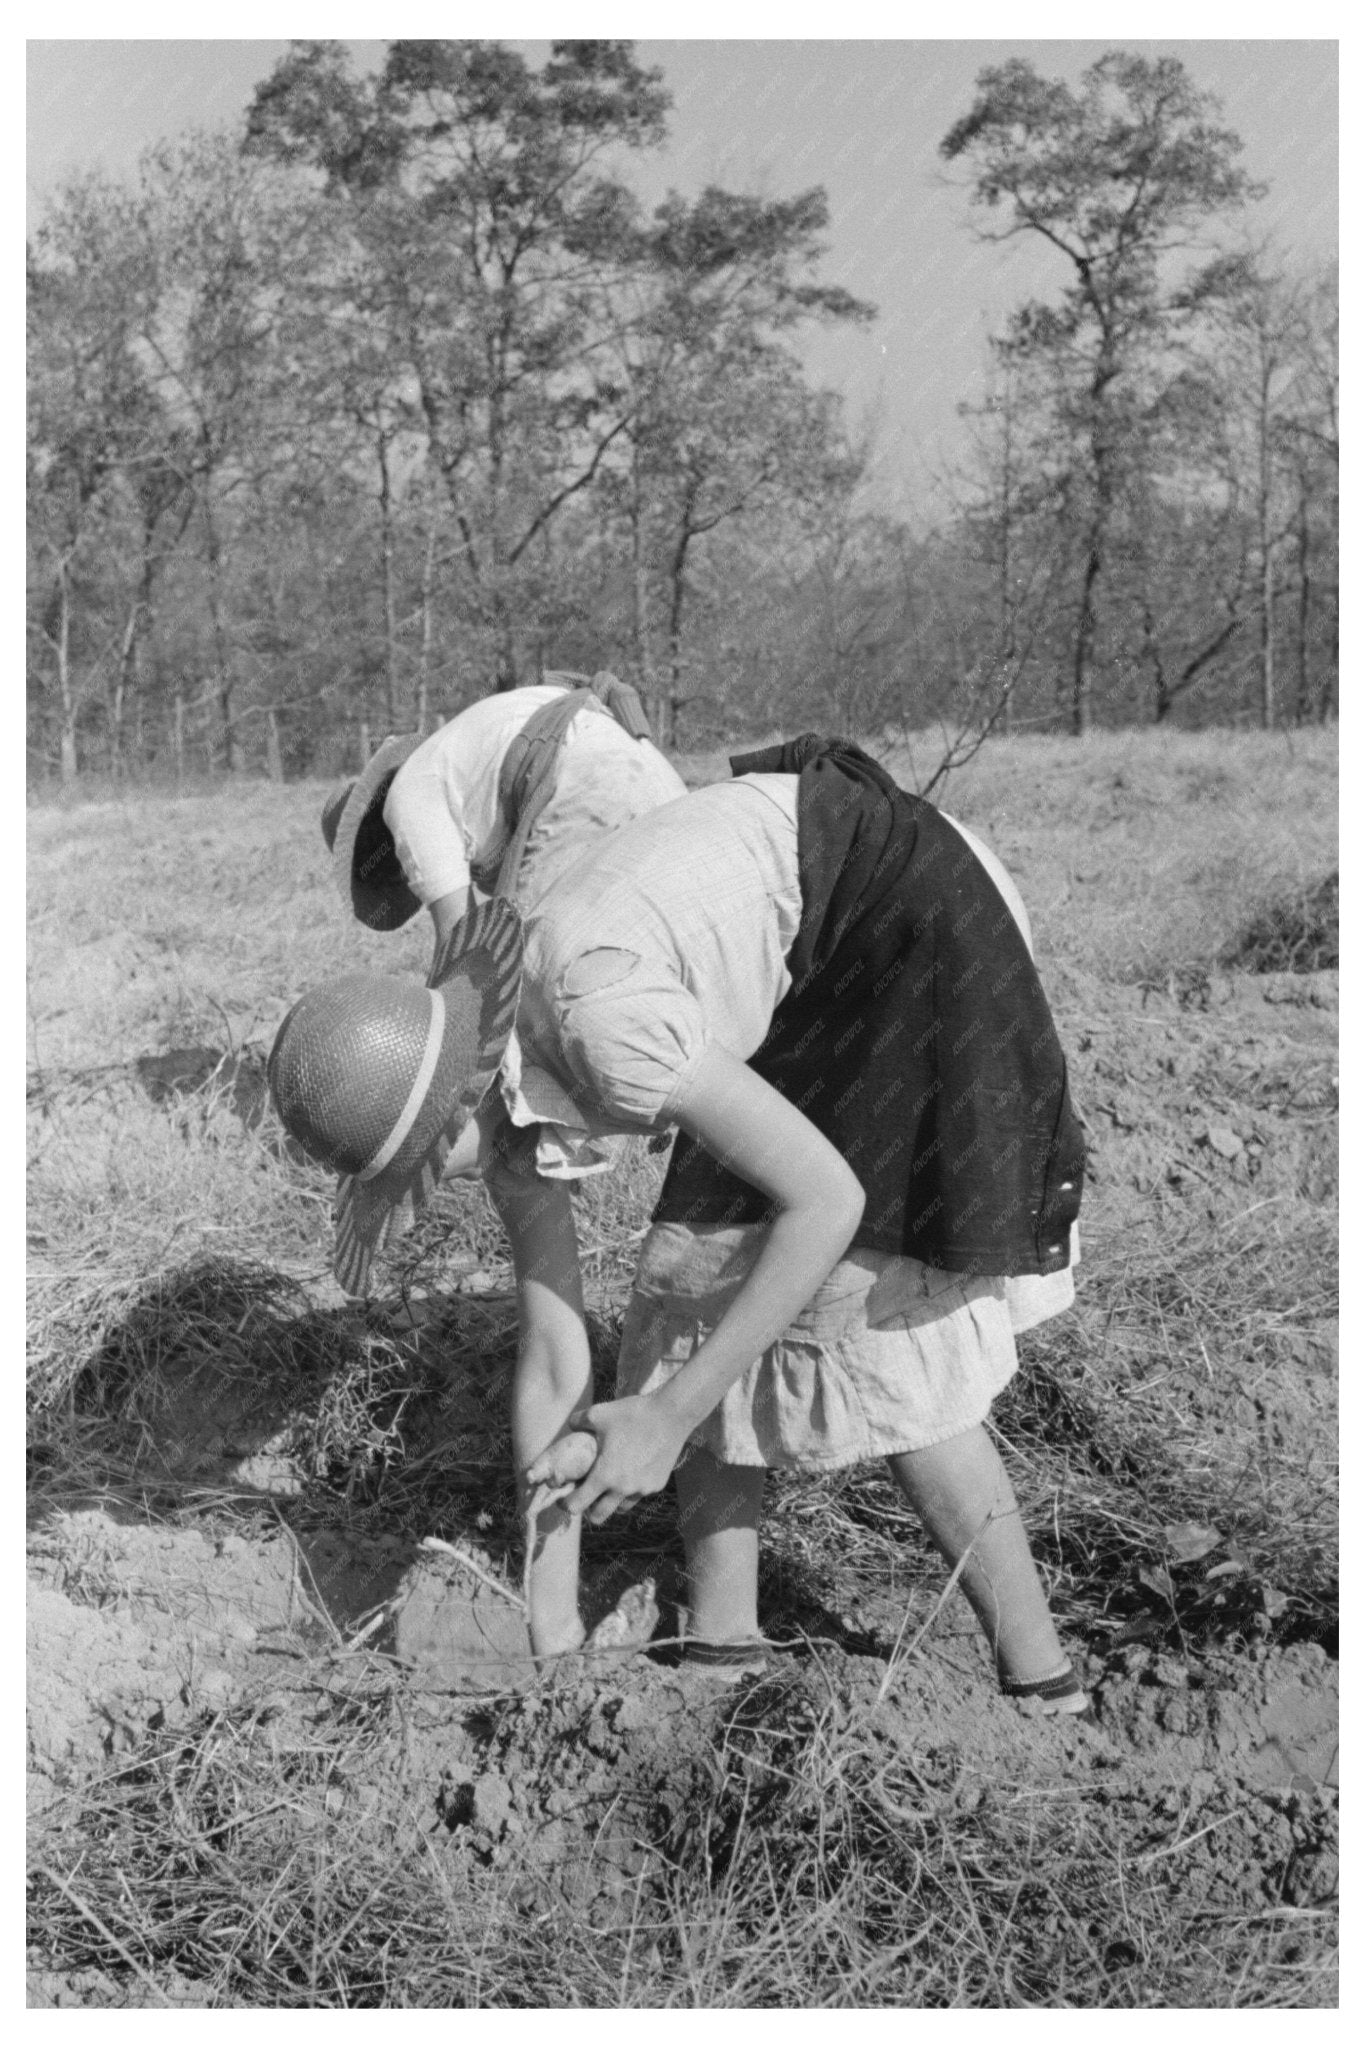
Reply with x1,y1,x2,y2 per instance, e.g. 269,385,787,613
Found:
525,1391,690,1526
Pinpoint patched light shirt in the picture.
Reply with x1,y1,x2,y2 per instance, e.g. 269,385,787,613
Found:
514,776,803,1141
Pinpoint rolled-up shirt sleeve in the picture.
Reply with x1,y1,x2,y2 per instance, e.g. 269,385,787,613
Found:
383,755,474,905
552,952,711,1132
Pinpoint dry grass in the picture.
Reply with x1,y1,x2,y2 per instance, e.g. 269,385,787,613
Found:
27,728,1337,2009
27,1654,1337,2009
870,725,1338,985
1222,871,1338,975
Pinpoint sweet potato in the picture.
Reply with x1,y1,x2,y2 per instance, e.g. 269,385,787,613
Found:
533,1429,598,1488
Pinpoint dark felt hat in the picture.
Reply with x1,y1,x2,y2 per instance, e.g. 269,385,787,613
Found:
267,896,523,1296
321,733,424,932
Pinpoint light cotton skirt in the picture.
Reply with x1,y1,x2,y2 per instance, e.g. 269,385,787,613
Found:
616,1220,1076,1470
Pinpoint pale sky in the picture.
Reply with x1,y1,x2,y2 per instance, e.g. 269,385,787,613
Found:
26,31,1339,516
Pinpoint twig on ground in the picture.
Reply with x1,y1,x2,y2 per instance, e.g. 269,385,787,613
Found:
418,1535,525,1611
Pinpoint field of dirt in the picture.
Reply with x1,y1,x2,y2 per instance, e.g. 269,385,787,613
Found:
26,729,1337,2008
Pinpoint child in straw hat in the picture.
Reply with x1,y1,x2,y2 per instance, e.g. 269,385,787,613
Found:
272,737,1088,1715
320,672,686,964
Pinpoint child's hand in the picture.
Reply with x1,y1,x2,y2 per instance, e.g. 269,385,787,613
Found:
561,1395,691,1525
523,1429,598,1493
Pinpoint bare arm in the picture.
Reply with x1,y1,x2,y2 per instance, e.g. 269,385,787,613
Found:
427,886,474,965
485,1144,592,1468
540,1043,865,1522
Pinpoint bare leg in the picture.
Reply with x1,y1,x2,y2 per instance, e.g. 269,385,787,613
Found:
887,1423,1068,1685
674,1448,765,1645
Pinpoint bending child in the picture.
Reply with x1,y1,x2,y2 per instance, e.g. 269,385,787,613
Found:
319,669,686,961
270,737,1089,1717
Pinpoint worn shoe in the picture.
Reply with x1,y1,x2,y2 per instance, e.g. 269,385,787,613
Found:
681,1636,779,1682
1000,1663,1095,1720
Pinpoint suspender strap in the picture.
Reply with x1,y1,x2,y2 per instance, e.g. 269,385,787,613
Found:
490,672,653,900
541,668,654,740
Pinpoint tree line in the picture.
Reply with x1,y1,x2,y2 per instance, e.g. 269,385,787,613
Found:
27,41,1337,785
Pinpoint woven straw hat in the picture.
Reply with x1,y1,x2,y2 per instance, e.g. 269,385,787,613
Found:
321,733,424,932
267,896,522,1296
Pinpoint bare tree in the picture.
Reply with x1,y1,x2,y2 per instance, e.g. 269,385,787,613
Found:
942,51,1259,733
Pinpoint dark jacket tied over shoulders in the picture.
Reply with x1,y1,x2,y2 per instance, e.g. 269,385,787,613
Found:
653,736,1085,1276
